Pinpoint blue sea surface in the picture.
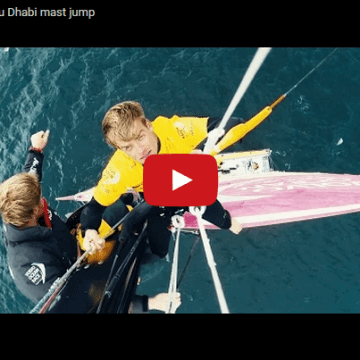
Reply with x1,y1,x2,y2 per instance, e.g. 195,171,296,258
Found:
0,47,359,313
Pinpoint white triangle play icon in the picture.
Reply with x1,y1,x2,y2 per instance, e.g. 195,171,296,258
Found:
172,170,193,191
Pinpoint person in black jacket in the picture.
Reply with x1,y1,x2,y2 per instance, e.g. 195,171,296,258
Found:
0,130,181,313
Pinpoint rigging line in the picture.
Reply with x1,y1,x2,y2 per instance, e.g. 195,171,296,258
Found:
30,249,91,314
192,48,273,312
190,206,230,314
177,235,200,290
207,48,339,157
203,47,272,154
165,228,181,314
265,48,340,113
284,48,339,98
165,215,184,314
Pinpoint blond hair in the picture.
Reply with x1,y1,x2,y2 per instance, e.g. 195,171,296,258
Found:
102,101,147,147
0,172,41,228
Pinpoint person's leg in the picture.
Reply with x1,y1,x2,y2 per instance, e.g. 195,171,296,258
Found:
198,200,232,229
192,200,242,234
146,208,173,258
102,197,129,229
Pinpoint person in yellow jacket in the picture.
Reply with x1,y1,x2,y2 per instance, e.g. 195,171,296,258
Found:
80,101,245,258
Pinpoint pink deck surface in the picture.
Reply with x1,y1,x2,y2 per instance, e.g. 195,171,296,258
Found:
184,172,360,229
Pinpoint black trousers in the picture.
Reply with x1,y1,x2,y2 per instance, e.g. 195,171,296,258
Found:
116,199,232,259
146,200,232,258
102,197,129,230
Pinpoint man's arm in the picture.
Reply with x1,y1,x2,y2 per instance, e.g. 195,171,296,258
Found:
80,197,107,233
23,150,44,181
79,151,130,252
23,130,50,181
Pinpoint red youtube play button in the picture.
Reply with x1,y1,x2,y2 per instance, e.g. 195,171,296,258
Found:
143,154,218,207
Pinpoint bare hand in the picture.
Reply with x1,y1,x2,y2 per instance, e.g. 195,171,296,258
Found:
31,130,50,150
84,229,105,255
229,218,243,235
148,292,181,313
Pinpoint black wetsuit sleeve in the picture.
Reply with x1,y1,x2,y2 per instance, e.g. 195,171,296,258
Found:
23,150,45,182
129,295,149,313
80,197,107,232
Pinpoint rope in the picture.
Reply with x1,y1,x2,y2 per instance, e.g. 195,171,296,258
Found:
284,48,338,97
177,235,200,290
165,215,184,314
189,206,230,313
30,249,91,314
188,48,272,312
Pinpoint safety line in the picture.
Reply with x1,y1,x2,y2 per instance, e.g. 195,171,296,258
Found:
190,206,230,313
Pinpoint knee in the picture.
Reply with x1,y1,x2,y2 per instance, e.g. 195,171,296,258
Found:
102,199,129,228
152,248,169,259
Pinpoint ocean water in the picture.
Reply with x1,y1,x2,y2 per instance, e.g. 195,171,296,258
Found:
1,47,360,313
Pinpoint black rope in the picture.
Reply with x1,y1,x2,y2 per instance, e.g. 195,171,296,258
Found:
176,234,201,290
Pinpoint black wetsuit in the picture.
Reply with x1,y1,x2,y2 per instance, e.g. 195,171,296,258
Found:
3,149,149,313
3,150,78,303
